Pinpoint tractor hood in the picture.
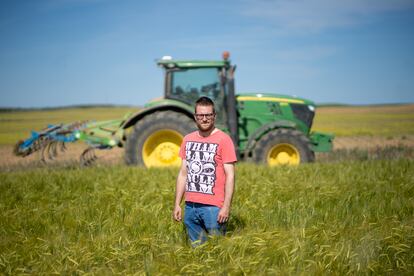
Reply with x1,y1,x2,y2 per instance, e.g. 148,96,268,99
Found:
236,93,315,106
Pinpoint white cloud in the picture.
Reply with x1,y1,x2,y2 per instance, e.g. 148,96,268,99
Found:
240,0,414,33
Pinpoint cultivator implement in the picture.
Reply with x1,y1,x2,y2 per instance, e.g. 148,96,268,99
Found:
14,116,127,166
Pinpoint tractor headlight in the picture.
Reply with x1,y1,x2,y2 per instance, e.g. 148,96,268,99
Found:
74,131,81,139
308,105,315,112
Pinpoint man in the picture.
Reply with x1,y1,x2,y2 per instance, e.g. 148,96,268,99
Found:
173,96,237,246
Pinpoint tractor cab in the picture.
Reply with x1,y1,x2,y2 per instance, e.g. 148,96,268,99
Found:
156,53,237,133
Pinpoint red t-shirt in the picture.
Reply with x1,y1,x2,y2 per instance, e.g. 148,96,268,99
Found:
179,129,237,208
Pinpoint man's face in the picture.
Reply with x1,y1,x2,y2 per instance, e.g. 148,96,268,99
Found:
194,105,216,132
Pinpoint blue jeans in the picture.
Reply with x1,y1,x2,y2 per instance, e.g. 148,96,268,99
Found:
184,202,226,246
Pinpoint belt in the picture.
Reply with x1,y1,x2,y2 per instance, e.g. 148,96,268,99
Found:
185,201,216,208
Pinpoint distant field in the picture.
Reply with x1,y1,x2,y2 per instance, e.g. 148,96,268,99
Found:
313,104,414,136
0,107,138,145
0,104,413,145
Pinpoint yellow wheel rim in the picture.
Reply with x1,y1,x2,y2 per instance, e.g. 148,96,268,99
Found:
267,143,300,166
142,129,183,167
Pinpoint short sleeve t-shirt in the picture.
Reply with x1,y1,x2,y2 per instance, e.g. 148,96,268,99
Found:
179,129,237,208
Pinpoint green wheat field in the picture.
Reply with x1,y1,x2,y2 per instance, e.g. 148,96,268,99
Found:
0,105,413,274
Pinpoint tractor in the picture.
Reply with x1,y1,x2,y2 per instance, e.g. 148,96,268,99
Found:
122,52,333,167
14,52,333,166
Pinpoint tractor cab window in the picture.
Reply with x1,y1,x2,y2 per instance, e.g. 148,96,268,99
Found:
168,67,226,126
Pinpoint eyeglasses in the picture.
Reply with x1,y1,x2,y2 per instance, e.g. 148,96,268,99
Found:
194,113,215,120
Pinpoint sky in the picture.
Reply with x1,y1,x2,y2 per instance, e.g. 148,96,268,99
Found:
1,0,414,108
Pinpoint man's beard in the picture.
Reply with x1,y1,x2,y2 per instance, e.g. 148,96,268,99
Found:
196,121,214,132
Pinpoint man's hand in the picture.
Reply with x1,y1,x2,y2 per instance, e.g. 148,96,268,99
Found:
173,205,182,221
173,160,187,222
218,162,235,224
217,206,230,224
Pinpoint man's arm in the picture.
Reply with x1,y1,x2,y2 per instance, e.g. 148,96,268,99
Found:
173,160,187,221
217,162,235,224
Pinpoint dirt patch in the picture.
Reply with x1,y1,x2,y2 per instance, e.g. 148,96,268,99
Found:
333,135,414,150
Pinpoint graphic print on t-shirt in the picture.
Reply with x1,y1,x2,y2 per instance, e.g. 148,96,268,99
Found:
185,141,218,195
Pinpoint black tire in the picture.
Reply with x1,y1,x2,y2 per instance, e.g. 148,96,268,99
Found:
125,111,195,167
252,128,315,165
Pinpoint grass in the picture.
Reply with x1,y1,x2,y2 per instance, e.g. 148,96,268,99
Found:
1,160,413,274
1,104,413,274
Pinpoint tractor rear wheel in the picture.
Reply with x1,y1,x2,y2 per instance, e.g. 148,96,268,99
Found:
252,128,314,166
125,111,195,167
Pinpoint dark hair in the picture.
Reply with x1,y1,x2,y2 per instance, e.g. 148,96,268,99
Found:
195,96,215,113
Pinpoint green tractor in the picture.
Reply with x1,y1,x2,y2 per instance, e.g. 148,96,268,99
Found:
14,52,333,167
122,52,334,167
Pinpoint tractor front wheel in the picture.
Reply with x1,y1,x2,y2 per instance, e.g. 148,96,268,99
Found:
252,129,314,166
125,111,195,167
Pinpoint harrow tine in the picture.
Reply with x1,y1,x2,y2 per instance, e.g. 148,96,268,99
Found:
80,149,86,166
60,142,67,152
92,149,98,161
45,141,54,160
80,147,97,167
40,136,49,148
33,140,40,151
50,141,59,159
91,149,96,165
40,141,49,163
13,140,27,157
33,137,44,152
